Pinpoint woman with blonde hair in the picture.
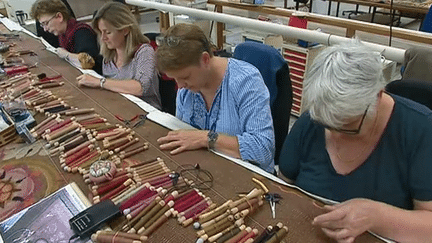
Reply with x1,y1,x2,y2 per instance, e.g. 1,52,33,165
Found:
156,23,275,173
77,2,161,109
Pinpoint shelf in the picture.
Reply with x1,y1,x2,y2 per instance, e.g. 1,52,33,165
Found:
283,51,307,60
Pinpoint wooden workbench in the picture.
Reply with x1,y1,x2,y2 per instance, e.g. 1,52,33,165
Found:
0,26,384,243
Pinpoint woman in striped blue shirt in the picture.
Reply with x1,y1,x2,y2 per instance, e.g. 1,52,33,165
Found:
156,23,275,173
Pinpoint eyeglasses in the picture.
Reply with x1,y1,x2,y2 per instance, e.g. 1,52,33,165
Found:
319,105,370,135
40,14,57,28
155,35,211,52
156,36,181,47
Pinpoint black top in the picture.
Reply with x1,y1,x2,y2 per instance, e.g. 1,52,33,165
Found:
73,29,102,74
279,94,432,209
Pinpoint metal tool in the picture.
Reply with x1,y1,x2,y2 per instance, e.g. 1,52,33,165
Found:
132,114,147,128
264,193,282,219
114,114,139,126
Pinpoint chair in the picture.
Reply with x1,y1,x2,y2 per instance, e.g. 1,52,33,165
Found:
233,41,293,165
401,47,432,83
144,32,177,115
293,0,311,12
385,79,432,110
420,6,432,33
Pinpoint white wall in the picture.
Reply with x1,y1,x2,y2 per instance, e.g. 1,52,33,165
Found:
2,0,36,20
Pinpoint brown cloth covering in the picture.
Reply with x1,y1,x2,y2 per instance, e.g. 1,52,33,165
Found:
402,46,432,82
0,24,384,243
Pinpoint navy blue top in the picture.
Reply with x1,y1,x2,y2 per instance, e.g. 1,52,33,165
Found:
279,94,432,209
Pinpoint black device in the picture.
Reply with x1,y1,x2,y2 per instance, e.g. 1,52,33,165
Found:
69,200,121,240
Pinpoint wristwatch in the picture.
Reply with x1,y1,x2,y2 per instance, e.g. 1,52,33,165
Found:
100,77,107,89
207,130,218,150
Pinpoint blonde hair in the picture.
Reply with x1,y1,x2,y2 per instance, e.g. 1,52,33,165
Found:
30,0,71,21
92,2,149,65
156,23,216,72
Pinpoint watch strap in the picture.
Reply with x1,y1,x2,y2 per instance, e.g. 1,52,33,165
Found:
207,130,218,150
100,78,107,89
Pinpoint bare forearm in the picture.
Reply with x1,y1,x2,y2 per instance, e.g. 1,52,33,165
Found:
103,79,143,96
372,202,432,243
213,134,241,159
66,53,80,67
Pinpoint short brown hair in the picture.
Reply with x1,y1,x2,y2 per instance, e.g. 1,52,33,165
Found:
30,0,71,21
92,2,149,65
156,23,216,72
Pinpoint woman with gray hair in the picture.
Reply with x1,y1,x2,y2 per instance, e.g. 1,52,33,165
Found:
279,40,432,242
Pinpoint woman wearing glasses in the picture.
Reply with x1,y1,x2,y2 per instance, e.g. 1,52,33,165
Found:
30,0,102,74
156,23,275,174
76,2,161,109
279,40,432,242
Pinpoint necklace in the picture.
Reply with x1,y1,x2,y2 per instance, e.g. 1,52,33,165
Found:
332,110,379,163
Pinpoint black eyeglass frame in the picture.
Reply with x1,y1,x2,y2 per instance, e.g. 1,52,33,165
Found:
318,105,370,135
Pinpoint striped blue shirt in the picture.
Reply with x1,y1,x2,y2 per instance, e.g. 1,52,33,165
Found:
176,58,275,173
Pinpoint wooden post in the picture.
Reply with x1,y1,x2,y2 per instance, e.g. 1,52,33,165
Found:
159,11,170,33
346,28,356,37
216,5,225,49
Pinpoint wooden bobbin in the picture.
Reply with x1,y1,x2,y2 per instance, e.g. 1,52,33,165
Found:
91,231,143,243
119,143,149,159
200,211,230,230
141,210,172,237
136,200,166,234
224,226,252,243
179,199,213,227
209,225,241,243
45,122,80,141
230,197,260,215
198,200,233,224
74,113,100,122
62,108,95,116
93,230,147,242
228,188,263,208
142,200,174,231
238,228,259,243
128,197,162,233
265,225,288,243
124,196,160,229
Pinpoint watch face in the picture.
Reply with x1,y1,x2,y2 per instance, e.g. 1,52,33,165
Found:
208,131,218,150
208,131,218,140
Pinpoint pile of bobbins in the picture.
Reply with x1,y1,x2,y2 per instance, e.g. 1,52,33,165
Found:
95,126,149,161
1,47,289,243
14,72,150,174
89,158,216,243
1,72,65,102
89,157,173,204
193,188,264,243
252,223,288,243
1,51,150,168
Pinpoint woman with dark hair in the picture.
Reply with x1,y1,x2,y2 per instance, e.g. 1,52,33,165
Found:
30,0,102,74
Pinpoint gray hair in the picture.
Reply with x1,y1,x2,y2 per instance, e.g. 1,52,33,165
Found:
303,39,386,129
